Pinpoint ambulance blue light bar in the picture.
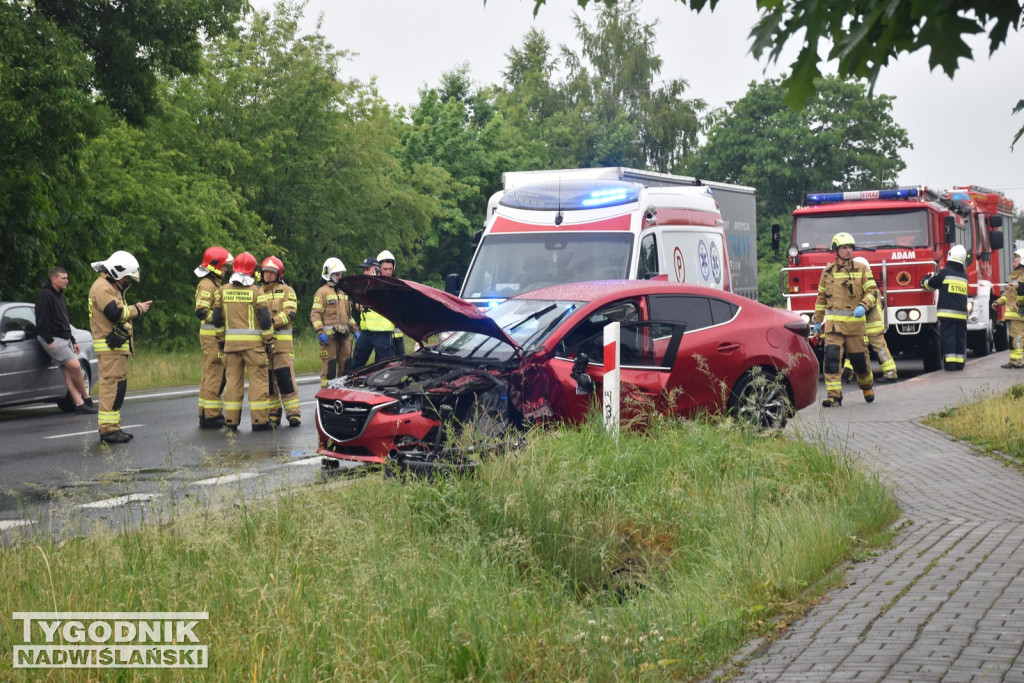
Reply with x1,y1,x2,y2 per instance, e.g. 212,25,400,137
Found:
582,187,631,207
806,187,921,205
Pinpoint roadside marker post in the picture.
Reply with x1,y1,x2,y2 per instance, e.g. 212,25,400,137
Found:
603,322,620,435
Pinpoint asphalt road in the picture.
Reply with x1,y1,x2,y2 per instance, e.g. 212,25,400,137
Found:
0,375,362,539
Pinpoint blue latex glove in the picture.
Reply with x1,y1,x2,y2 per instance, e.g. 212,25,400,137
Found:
853,305,866,318
811,322,823,336
317,331,328,345
354,332,360,341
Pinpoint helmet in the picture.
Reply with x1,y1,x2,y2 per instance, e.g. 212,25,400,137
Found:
1014,248,1024,260
359,257,380,270
322,257,345,280
261,255,284,278
831,232,856,251
92,250,140,281
233,251,258,276
948,244,967,265
195,246,233,277
853,257,870,268
376,250,396,264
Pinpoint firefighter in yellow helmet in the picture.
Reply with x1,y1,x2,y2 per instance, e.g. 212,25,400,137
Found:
261,255,301,426
212,251,275,430
812,233,877,406
842,257,898,383
310,257,357,387
922,244,969,371
991,247,1024,369
194,246,233,428
88,250,152,443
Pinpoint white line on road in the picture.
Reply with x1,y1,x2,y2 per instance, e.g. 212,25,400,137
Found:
190,473,260,486
79,493,158,509
284,456,323,467
0,520,33,530
43,425,145,440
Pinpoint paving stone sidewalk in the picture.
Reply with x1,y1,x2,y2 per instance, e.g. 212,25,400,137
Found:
732,354,1024,682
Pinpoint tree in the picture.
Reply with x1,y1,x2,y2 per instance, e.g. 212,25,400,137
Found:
526,0,1024,144
687,76,910,304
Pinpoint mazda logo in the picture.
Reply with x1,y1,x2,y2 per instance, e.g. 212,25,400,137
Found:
325,400,344,415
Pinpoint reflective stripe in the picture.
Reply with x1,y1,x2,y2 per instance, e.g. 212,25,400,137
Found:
937,309,968,320
825,309,857,317
224,401,243,410
98,410,120,426
225,328,261,338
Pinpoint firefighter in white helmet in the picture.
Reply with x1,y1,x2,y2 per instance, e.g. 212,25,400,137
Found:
88,250,152,443
310,257,357,387
841,257,898,384
991,247,1024,369
261,256,301,426
922,244,969,371
812,232,877,407
212,251,275,430
194,246,233,428
376,249,404,353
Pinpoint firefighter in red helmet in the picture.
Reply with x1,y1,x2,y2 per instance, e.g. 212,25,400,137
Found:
194,246,233,428
261,255,301,426
212,251,274,431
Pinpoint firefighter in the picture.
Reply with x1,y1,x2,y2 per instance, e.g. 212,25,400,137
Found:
194,246,233,428
991,247,1024,369
212,251,274,431
310,257,357,387
376,249,405,354
812,232,877,407
923,244,969,371
261,255,301,426
842,257,899,384
352,257,398,369
88,250,152,443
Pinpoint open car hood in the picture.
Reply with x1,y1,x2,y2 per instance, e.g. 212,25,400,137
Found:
339,275,520,348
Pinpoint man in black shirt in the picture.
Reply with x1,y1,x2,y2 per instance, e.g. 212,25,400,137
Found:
35,266,95,413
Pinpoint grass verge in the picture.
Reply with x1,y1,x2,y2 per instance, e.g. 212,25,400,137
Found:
923,383,1024,463
0,416,897,680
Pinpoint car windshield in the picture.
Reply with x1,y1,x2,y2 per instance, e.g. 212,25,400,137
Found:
794,209,931,250
432,298,583,361
461,232,633,299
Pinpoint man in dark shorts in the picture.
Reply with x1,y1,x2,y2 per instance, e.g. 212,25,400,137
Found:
35,266,95,414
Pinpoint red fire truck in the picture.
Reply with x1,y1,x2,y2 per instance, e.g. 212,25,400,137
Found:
781,186,1014,372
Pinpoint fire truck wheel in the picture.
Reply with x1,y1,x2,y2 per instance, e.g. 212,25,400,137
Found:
919,331,943,373
994,322,1009,352
968,328,991,358
728,368,793,430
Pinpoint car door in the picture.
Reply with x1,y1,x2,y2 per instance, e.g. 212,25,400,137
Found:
647,294,742,418
0,304,59,405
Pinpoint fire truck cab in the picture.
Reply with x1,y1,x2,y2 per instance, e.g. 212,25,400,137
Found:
782,186,1013,373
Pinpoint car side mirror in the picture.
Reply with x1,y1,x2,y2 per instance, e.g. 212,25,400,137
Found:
570,353,594,395
1,330,27,344
989,230,1004,251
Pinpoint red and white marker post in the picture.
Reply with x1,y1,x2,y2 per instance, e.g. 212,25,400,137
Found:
603,322,620,435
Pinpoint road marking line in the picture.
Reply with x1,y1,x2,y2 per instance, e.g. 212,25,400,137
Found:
79,493,157,509
44,424,145,440
190,473,259,486
0,520,33,530
284,456,323,467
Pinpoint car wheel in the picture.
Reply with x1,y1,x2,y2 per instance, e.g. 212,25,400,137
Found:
728,368,792,429
55,362,91,413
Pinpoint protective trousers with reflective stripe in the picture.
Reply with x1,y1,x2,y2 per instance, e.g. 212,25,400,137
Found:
320,334,352,387
823,332,872,399
97,354,127,436
268,349,300,421
939,316,967,368
199,335,225,419
1009,319,1024,366
223,347,271,427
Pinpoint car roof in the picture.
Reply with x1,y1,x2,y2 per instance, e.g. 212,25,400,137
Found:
511,279,749,305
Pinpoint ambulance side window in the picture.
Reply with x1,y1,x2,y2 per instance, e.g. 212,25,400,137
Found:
638,234,658,278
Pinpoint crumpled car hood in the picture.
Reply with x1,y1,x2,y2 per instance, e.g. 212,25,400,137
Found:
339,275,520,348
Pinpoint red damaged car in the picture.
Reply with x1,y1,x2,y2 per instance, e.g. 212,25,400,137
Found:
316,277,819,472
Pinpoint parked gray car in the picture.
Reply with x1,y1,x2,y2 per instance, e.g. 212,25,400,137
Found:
0,302,98,411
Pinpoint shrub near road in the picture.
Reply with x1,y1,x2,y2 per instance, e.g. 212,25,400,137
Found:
0,418,897,680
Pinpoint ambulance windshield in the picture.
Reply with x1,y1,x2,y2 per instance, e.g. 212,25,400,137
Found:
461,232,633,300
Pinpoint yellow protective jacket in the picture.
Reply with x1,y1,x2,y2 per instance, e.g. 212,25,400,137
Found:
88,275,143,355
195,275,223,344
263,281,298,352
864,295,884,336
359,307,394,333
813,258,877,336
213,282,273,352
994,265,1023,320
310,283,356,335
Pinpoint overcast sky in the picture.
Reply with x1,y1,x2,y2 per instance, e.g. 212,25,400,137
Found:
254,0,1024,211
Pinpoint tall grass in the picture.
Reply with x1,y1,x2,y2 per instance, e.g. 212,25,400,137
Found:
0,417,897,680
923,383,1024,461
